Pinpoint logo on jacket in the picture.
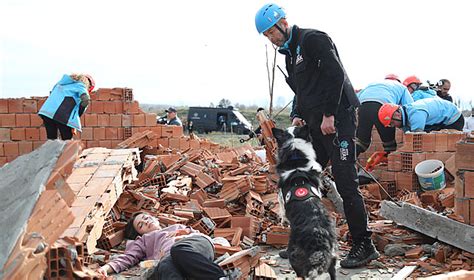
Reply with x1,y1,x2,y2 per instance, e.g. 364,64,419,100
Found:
340,140,349,161
295,45,303,65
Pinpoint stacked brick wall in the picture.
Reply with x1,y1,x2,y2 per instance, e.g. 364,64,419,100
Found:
454,137,474,225
0,88,199,165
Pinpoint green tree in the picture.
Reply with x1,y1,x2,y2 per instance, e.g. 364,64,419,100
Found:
218,98,232,108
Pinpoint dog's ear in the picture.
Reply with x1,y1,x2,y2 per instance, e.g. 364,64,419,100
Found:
294,124,311,141
272,127,289,147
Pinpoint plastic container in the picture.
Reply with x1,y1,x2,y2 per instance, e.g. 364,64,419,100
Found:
414,159,446,191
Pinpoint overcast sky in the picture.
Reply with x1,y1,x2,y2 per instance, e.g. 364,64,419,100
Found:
1,0,473,109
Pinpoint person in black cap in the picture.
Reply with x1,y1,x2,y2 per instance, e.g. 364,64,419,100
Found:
165,107,182,126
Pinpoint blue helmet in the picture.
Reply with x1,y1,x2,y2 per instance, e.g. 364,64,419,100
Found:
255,3,286,34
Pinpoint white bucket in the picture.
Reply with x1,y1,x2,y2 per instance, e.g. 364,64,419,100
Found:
414,159,446,191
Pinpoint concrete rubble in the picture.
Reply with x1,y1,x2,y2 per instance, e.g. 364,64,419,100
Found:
1,88,474,279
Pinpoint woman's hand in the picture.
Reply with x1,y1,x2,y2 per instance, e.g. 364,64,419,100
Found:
97,264,112,277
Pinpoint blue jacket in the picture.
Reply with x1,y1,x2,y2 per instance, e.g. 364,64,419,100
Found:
38,74,88,131
401,98,461,131
411,88,437,102
358,80,414,105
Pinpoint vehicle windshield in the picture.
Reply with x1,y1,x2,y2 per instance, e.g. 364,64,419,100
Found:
232,111,252,129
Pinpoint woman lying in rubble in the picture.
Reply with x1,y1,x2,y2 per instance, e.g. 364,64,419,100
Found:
97,212,229,280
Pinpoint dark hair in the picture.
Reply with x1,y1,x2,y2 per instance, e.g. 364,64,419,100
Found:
124,212,144,240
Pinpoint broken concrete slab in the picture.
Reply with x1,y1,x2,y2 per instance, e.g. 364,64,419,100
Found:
380,201,474,253
0,140,66,272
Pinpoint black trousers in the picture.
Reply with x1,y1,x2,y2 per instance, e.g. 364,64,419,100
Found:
356,102,397,156
306,107,371,242
40,115,73,140
424,115,465,132
149,236,225,280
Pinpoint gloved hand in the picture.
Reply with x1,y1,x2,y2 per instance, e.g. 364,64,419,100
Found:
365,151,388,172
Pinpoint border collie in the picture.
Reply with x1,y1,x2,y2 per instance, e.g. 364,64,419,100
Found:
272,125,337,280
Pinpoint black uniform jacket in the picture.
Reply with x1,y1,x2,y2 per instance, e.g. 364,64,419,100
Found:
280,25,359,122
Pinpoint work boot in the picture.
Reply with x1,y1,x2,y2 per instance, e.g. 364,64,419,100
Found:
340,238,380,268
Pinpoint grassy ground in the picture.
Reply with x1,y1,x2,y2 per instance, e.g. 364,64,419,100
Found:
141,104,293,130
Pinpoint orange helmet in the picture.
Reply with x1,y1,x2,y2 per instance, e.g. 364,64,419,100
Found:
385,73,400,82
403,75,421,87
378,103,400,127
85,74,95,93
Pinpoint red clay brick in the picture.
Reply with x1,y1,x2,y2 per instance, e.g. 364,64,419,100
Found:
0,114,16,127
80,127,94,140
0,156,6,166
18,141,33,155
435,133,448,152
84,114,98,127
15,114,30,127
37,98,46,111
3,142,19,156
105,128,118,140
161,126,174,137
172,126,183,137
93,127,106,140
109,114,122,127
39,128,47,141
11,128,26,141
22,99,37,113
169,138,180,149
103,101,117,114
8,99,23,113
117,128,124,140
149,126,162,138
123,101,140,114
25,128,40,140
421,133,436,152
145,113,157,126
97,114,110,126
464,171,474,198
0,100,8,113
122,115,132,127
157,137,169,148
0,143,4,156
89,101,104,113
133,114,146,126
114,102,123,114
30,114,43,127
98,140,113,149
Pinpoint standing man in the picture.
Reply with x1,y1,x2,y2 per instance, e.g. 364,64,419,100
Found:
255,3,379,268
165,107,183,126
436,79,454,102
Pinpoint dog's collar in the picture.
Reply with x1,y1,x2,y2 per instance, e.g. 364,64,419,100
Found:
283,171,322,205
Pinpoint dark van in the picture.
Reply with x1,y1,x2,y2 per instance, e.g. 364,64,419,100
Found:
187,106,252,134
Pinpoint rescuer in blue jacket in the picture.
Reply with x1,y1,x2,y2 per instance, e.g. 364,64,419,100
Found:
356,78,414,156
38,74,94,140
378,98,464,132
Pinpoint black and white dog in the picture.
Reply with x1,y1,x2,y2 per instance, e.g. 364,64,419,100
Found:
272,125,337,280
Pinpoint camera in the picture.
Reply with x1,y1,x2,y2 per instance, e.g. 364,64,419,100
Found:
156,115,167,124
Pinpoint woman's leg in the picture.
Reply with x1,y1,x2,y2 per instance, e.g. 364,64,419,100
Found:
40,115,59,140
149,254,185,280
170,236,226,280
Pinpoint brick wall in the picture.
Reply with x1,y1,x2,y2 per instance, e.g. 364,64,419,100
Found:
0,88,190,166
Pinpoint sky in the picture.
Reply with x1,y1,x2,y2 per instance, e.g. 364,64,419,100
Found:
1,0,473,109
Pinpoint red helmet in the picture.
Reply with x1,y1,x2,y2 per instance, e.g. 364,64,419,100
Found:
378,103,400,127
85,74,95,93
385,73,400,82
403,75,421,87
